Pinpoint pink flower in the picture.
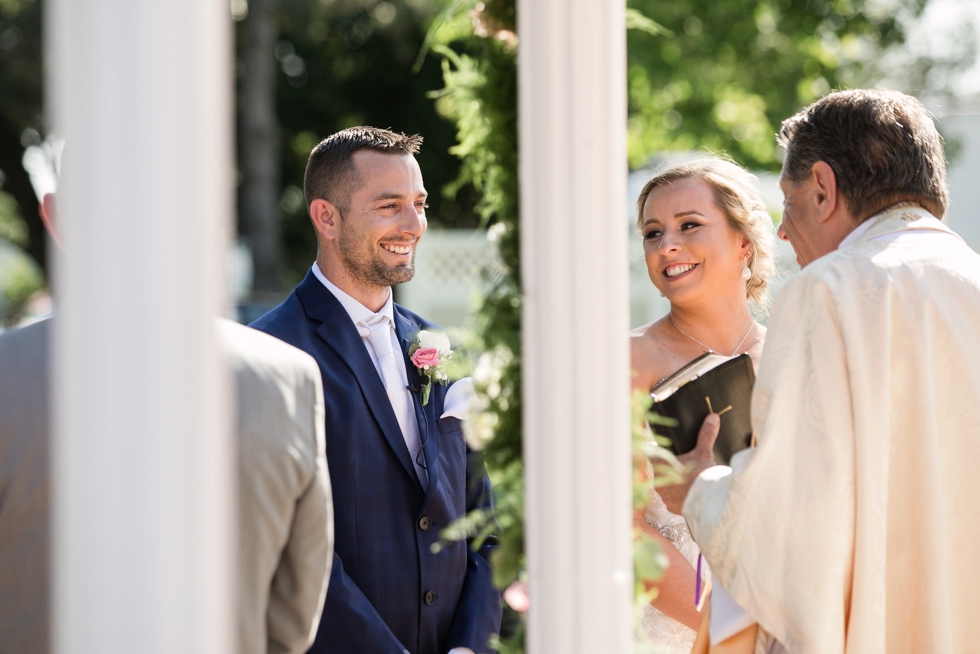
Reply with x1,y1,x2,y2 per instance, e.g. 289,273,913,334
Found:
411,347,441,369
503,580,529,613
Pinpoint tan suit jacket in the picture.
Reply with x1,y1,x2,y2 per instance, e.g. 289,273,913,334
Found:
219,319,334,654
0,318,333,654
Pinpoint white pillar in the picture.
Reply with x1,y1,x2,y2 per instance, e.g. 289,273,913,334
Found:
517,1,632,652
47,1,234,652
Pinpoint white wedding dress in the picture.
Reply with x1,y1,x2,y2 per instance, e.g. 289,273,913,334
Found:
639,483,707,654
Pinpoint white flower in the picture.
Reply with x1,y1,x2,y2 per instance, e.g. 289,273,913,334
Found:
417,329,451,353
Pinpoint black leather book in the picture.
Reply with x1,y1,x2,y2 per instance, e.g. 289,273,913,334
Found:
649,352,755,466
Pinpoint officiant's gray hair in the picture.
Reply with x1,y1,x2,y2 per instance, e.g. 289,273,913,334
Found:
778,89,948,220
636,156,775,304
304,126,423,213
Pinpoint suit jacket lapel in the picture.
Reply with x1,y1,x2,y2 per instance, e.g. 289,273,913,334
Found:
395,306,441,503
296,272,420,486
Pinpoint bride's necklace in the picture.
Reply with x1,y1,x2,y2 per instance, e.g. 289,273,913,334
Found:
669,314,754,358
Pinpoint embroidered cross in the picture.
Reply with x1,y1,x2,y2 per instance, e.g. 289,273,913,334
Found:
705,395,732,416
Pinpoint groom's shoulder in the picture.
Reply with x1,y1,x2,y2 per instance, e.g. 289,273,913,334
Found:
250,294,296,330
249,288,315,348
394,302,440,331
250,271,323,331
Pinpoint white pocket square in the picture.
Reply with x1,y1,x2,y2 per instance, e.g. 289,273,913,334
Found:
441,377,475,420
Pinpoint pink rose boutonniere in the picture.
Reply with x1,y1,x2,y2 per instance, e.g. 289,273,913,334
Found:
408,329,453,406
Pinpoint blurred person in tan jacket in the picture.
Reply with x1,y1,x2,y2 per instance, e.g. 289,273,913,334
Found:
0,191,334,654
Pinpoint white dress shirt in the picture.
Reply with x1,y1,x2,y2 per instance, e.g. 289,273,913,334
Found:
311,263,475,419
311,263,426,486
312,264,409,387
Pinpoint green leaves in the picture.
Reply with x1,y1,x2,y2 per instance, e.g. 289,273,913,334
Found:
625,0,912,170
0,190,27,248
413,0,479,72
626,8,673,38
634,531,669,586
426,4,523,647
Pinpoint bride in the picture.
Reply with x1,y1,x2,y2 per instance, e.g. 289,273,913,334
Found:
630,157,775,652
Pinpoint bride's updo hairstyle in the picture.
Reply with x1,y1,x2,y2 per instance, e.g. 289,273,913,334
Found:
636,156,776,305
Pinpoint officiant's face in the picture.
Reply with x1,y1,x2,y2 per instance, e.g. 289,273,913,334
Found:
336,150,428,288
641,177,750,306
778,172,822,267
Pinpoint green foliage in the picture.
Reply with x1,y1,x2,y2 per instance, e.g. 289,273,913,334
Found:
634,536,669,591
0,189,43,326
0,244,42,305
0,190,27,247
423,0,524,648
0,256,44,329
425,4,700,648
0,0,47,277
632,390,668,607
625,8,673,38
625,0,927,170
632,389,689,608
0,0,31,18
252,0,486,287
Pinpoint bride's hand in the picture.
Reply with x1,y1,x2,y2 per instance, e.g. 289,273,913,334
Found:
659,413,721,515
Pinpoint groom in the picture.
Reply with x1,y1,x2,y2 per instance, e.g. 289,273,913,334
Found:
251,127,501,654
665,89,980,653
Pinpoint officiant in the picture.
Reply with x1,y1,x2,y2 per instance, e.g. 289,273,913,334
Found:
662,89,980,653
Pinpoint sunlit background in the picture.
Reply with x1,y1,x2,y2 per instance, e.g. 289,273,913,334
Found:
1,3,977,653
0,0,977,332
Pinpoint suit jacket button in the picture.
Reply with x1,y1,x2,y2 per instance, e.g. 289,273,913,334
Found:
419,516,432,531
424,590,435,605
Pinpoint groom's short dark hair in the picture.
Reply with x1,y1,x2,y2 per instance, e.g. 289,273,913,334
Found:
778,89,948,220
304,126,423,213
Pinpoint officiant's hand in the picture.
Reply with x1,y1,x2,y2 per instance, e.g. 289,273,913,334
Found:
659,413,721,515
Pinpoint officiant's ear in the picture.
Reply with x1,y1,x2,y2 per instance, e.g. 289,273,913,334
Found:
809,160,839,224
309,198,342,242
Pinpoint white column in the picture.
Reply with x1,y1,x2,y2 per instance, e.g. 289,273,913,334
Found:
47,1,234,652
517,1,632,652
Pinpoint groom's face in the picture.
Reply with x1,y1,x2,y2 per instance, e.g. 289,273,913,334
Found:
336,150,428,288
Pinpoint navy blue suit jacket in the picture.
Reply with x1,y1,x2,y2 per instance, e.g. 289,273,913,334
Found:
251,271,501,654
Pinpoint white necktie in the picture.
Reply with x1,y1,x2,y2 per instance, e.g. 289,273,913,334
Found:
360,316,428,489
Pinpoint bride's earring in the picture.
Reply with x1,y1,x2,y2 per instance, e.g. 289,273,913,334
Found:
741,258,752,281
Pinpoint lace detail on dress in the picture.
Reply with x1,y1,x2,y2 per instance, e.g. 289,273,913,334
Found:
638,466,709,654
647,519,690,545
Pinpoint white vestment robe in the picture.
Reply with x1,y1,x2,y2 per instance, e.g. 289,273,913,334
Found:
682,205,980,654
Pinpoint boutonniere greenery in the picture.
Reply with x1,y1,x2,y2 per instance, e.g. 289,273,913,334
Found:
409,329,454,406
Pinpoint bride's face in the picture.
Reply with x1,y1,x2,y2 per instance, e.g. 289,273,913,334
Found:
640,177,751,307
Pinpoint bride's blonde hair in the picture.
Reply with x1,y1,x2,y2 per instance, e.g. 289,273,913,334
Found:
636,156,776,305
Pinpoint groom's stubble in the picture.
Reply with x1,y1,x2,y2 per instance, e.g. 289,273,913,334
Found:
336,208,417,290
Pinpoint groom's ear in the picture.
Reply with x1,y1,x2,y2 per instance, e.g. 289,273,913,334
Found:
309,198,341,242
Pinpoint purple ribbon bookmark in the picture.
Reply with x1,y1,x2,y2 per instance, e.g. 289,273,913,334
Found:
695,553,702,605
